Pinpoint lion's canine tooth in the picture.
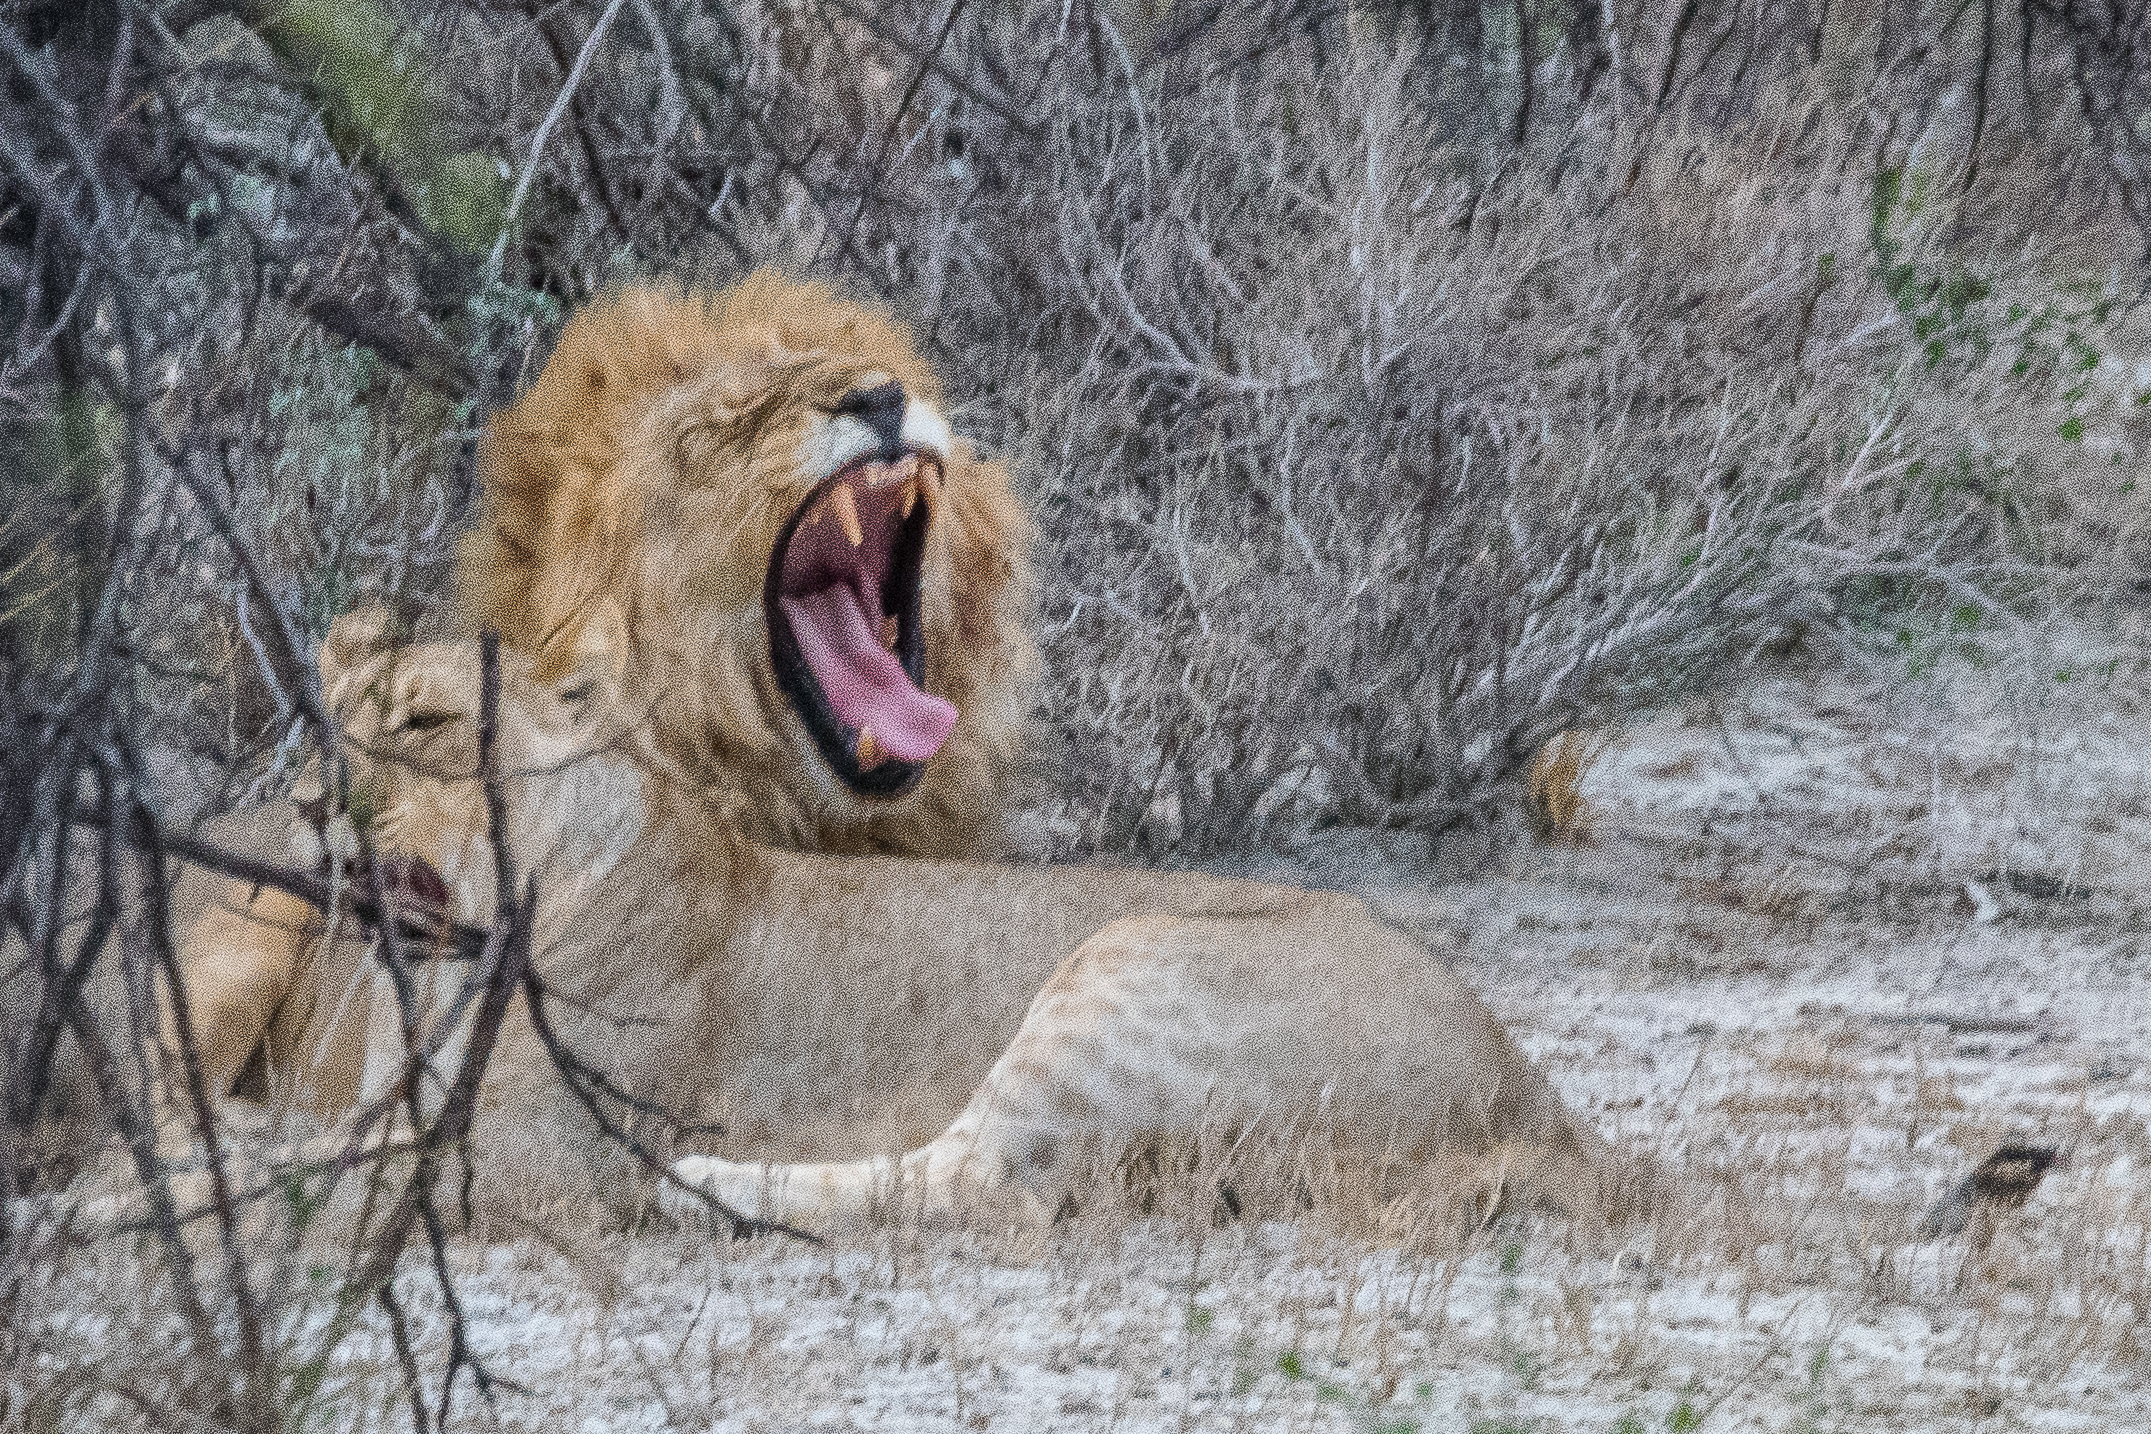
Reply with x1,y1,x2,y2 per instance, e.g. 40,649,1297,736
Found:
855,726,884,770
898,477,917,519
831,485,863,548
879,615,899,651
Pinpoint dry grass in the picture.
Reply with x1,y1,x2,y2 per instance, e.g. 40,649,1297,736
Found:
1525,733,1609,846
22,1029,2137,1432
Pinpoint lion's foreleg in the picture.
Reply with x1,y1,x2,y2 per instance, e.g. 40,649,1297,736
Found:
170,876,326,1103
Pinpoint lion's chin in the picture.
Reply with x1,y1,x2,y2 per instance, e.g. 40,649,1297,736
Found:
765,450,951,798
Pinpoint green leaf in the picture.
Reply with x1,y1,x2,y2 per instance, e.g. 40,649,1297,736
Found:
267,0,500,253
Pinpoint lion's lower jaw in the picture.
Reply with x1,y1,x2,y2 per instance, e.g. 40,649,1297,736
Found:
740,730,1015,858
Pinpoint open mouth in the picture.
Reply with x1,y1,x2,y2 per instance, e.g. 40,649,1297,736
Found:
298,795,456,922
324,850,454,925
765,450,954,797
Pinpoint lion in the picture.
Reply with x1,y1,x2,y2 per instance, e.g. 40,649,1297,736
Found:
456,270,1038,860
178,615,1611,1238
0,804,330,1193
163,272,1042,1141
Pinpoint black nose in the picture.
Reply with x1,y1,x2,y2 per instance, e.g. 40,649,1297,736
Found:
832,381,907,459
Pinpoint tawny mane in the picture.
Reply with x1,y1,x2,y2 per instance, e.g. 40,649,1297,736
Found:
455,271,1038,857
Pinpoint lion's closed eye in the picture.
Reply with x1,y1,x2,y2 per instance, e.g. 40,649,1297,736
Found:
402,709,459,733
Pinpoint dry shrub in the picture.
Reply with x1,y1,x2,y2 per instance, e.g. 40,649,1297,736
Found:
898,26,2139,858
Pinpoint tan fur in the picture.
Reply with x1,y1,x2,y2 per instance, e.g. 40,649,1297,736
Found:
0,798,369,1192
180,622,1608,1236
455,271,1039,858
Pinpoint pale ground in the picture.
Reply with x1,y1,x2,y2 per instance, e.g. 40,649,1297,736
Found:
17,643,2151,1431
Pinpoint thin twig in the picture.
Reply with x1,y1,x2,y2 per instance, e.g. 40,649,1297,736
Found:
489,0,629,279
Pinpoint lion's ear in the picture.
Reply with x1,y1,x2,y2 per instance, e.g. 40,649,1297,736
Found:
567,597,629,688
323,606,397,674
753,331,823,374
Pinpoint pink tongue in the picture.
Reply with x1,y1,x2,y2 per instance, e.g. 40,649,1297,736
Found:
779,585,957,764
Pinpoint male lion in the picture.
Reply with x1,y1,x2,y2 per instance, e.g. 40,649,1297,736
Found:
457,270,1037,859
183,615,1610,1237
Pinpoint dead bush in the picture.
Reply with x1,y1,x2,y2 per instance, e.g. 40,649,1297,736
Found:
936,36,2129,856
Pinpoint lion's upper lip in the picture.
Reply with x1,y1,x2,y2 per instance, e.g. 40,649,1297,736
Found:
766,450,947,791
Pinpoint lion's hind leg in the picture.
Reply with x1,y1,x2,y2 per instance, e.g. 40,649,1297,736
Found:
666,913,1288,1234
665,1139,1051,1234
665,1018,1083,1231
669,902,1612,1241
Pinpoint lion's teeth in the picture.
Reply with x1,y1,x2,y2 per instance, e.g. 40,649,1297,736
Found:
898,477,916,519
830,485,863,548
879,615,899,651
855,726,885,770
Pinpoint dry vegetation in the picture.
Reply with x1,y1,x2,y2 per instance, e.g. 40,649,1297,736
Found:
4,0,2151,1426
